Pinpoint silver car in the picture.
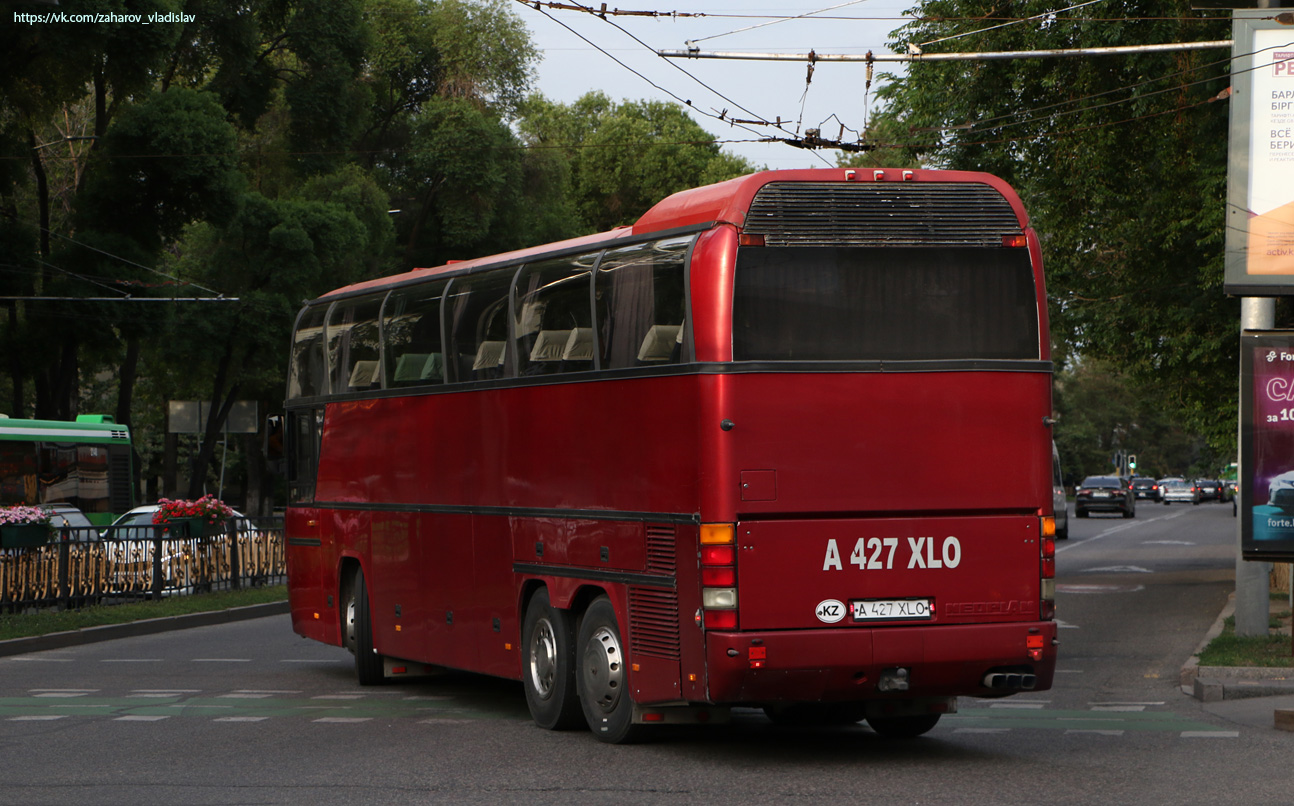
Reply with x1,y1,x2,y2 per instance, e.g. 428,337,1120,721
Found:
1052,443,1068,539
1161,479,1200,505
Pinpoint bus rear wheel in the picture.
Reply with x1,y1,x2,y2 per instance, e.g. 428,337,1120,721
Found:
865,713,941,739
521,589,582,730
577,597,644,744
344,569,385,686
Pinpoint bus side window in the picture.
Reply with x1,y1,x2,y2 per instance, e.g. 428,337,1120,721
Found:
513,254,597,376
446,270,516,382
384,281,447,388
595,235,693,370
287,408,322,504
287,305,329,399
327,294,385,394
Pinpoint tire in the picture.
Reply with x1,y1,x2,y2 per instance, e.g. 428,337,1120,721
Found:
764,702,867,726
1123,507,1135,519
866,713,941,739
1076,509,1088,518
1055,524,1068,541
521,589,583,730
577,597,643,744
345,569,385,686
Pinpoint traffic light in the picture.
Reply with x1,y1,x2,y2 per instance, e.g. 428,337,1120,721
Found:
1129,454,1137,470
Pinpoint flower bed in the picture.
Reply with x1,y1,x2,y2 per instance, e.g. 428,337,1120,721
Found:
0,505,52,548
152,496,234,537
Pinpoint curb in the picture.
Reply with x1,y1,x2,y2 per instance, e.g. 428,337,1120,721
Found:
1180,593,1235,690
0,600,290,658
1181,592,1294,701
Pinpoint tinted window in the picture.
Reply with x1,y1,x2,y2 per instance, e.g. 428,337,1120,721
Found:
446,270,516,382
1080,476,1121,489
288,305,329,399
289,408,323,504
384,280,448,388
514,255,597,376
595,235,692,369
732,246,1038,361
327,294,385,394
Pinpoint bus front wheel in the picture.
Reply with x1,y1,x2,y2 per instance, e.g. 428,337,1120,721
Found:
521,589,582,730
345,569,385,686
577,597,644,744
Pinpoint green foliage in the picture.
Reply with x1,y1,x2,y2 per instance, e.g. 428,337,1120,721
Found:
879,1,1237,456
519,91,758,233
1053,358,1227,484
77,88,242,250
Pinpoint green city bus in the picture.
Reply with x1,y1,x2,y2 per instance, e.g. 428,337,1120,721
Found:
0,415,135,526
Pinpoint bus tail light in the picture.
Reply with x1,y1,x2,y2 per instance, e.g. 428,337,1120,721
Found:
701,524,738,630
1040,520,1056,621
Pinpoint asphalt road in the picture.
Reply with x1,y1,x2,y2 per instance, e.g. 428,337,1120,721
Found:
1,501,1291,805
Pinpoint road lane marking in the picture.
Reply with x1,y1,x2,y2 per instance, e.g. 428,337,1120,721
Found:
115,715,170,722
215,716,269,722
312,717,372,723
1055,510,1186,554
7,715,68,721
1181,731,1239,738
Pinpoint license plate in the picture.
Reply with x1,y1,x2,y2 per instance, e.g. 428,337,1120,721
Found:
1093,491,1110,498
851,599,933,621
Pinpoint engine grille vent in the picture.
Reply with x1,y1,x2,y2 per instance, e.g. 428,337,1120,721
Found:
744,182,1021,247
629,586,681,660
645,526,676,574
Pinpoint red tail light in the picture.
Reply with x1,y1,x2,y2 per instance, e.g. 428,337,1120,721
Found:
1039,520,1056,621
701,524,738,631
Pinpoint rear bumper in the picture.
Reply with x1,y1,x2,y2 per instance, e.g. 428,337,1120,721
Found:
1076,499,1130,512
703,620,1057,703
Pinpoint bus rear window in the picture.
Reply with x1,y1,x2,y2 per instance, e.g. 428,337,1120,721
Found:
732,246,1038,362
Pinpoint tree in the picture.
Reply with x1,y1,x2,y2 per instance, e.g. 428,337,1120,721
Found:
876,1,1237,454
167,174,384,500
518,92,759,233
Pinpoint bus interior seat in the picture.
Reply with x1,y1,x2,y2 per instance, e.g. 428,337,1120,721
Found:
419,353,444,382
529,330,571,362
636,324,683,363
562,328,594,362
393,353,430,383
472,341,506,376
347,360,380,390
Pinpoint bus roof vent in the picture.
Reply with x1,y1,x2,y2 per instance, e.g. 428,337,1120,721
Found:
743,182,1022,247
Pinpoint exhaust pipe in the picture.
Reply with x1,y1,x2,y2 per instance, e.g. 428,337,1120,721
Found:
982,672,1037,690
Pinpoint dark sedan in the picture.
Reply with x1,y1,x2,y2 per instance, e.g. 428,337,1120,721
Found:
1130,476,1161,501
1075,475,1136,519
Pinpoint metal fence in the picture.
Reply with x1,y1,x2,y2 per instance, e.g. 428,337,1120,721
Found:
0,518,286,613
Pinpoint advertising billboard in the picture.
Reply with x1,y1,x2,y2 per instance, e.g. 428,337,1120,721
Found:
1241,330,1294,560
1224,13,1294,294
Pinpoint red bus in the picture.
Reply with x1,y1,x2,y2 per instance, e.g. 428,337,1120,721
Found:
283,167,1058,743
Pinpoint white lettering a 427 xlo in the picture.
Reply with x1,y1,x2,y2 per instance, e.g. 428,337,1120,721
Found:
822,536,962,571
